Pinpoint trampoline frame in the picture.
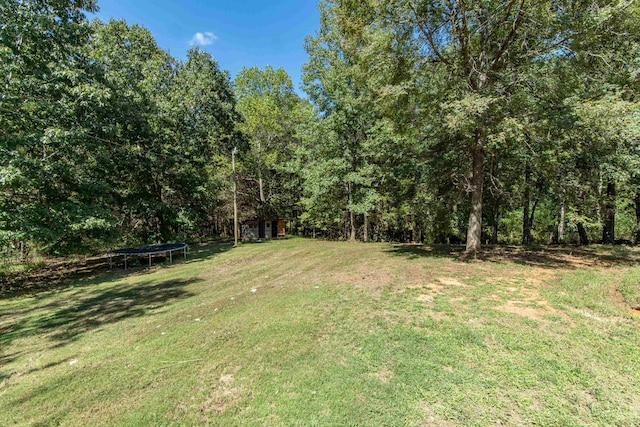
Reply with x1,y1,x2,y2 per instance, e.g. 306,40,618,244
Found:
109,243,188,269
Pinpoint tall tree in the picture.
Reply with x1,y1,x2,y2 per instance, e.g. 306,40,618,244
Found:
324,0,633,251
88,21,242,243
302,5,390,240
235,66,307,221
0,0,109,254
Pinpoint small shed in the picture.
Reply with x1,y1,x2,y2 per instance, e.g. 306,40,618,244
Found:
243,219,286,240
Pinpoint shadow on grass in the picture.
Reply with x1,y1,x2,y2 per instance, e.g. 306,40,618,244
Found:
0,242,233,299
385,244,640,268
0,277,199,349
184,242,234,264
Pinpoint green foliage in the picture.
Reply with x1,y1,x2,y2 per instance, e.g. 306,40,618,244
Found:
2,0,640,254
234,66,307,222
0,0,112,255
298,0,640,247
1,6,242,255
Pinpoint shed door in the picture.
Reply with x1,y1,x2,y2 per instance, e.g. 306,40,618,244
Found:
259,221,265,238
272,221,278,237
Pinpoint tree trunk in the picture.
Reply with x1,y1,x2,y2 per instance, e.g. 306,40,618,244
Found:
258,168,265,204
577,222,589,245
602,181,616,244
634,191,640,245
434,203,449,244
558,201,566,243
232,148,239,246
522,165,531,245
596,173,603,226
576,186,589,245
465,135,484,253
155,185,167,243
522,201,530,245
491,213,499,244
530,199,538,235
349,210,356,241
363,214,369,242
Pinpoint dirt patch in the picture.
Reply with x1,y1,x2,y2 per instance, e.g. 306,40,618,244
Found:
334,266,392,294
371,366,394,384
200,374,242,414
570,308,630,323
496,300,557,320
416,294,434,303
425,277,471,295
427,311,449,321
402,264,433,288
487,271,561,320
612,285,640,318
421,402,457,426
437,277,468,287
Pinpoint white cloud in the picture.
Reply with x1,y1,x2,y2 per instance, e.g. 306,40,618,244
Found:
189,31,218,46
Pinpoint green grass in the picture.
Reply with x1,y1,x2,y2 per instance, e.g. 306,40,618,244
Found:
1,238,640,426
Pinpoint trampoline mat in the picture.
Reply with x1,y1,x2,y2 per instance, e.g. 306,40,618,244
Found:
111,243,188,256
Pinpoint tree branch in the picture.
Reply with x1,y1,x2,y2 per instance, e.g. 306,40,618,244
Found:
457,0,471,79
490,0,527,73
408,1,452,68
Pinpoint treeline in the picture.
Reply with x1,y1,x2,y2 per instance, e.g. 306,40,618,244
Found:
1,1,241,255
1,0,640,257
296,0,640,251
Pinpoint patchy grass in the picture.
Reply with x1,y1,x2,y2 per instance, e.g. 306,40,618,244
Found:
620,270,640,309
1,238,640,426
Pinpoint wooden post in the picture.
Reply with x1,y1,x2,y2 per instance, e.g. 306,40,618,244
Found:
232,147,239,247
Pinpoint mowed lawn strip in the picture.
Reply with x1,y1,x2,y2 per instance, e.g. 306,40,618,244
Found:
1,238,639,426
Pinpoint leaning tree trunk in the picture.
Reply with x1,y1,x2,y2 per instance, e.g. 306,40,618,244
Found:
576,186,589,245
466,132,485,253
602,181,616,244
577,223,589,245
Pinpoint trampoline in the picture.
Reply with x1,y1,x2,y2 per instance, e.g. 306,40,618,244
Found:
109,243,188,269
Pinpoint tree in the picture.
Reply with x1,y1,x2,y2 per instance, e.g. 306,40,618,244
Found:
302,4,391,240
235,66,307,222
322,0,634,251
0,0,110,254
88,21,242,243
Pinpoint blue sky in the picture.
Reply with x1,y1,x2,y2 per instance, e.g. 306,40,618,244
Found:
90,1,320,94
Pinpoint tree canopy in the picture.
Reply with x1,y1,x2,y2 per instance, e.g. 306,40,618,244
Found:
1,0,639,258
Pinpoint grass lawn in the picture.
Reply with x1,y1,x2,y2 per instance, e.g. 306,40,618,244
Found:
1,238,640,426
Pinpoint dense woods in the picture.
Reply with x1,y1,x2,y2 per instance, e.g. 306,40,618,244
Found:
1,0,639,258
